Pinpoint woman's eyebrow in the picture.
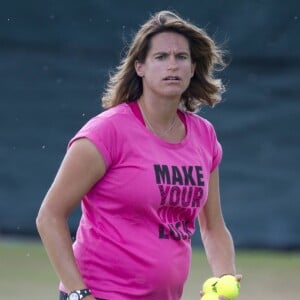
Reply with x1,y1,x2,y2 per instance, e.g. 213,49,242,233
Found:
153,50,190,55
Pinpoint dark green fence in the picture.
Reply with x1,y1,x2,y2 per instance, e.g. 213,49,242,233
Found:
1,0,299,248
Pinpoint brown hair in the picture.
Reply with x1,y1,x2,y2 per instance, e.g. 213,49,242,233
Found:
102,10,227,112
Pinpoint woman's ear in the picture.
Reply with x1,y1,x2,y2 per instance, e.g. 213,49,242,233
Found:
191,62,196,78
135,60,144,77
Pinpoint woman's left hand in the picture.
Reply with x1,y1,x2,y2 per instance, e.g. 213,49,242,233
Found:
199,274,242,299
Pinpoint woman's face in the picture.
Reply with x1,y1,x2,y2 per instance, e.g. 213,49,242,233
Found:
135,31,195,100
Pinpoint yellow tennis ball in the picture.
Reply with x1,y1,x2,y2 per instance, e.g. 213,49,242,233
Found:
215,275,240,299
201,292,219,300
202,277,219,294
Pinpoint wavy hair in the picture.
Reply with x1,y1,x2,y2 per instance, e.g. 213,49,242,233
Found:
102,10,227,112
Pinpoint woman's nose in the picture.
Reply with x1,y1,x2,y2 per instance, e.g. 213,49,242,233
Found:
167,56,178,70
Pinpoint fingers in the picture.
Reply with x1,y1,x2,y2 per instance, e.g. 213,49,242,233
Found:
235,274,243,281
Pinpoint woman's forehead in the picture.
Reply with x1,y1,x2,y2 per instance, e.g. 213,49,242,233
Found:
148,31,190,53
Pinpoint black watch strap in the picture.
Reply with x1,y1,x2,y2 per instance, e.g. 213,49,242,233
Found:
68,288,91,300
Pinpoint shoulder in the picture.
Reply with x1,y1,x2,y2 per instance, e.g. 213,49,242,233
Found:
69,104,132,165
184,111,217,135
184,111,223,171
82,103,132,130
70,103,132,147
94,103,131,121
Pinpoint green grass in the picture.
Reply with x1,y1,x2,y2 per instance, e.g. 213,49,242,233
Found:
0,239,58,299
184,249,300,300
1,239,299,299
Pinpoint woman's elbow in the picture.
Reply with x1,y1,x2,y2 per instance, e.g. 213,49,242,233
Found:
36,205,60,235
36,206,49,235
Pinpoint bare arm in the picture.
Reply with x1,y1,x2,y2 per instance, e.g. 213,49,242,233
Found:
198,168,236,276
36,138,106,298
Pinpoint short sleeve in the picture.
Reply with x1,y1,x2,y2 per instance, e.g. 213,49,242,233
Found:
207,122,223,173
67,115,116,169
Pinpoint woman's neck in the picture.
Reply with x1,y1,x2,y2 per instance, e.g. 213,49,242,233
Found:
138,96,181,138
138,95,180,125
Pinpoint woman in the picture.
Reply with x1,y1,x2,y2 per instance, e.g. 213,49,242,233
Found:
36,10,239,300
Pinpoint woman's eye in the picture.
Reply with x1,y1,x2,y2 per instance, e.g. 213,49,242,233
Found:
178,55,188,60
156,55,165,60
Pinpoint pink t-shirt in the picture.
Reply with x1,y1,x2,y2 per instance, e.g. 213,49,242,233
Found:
60,102,222,300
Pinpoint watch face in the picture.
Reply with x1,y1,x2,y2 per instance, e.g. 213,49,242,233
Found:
69,292,80,300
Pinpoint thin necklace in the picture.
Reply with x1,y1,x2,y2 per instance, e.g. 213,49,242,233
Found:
139,101,178,137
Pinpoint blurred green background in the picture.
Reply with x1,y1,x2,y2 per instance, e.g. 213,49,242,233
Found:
1,0,299,248
0,0,299,299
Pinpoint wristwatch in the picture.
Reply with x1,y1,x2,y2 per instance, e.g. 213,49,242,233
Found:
67,288,91,300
